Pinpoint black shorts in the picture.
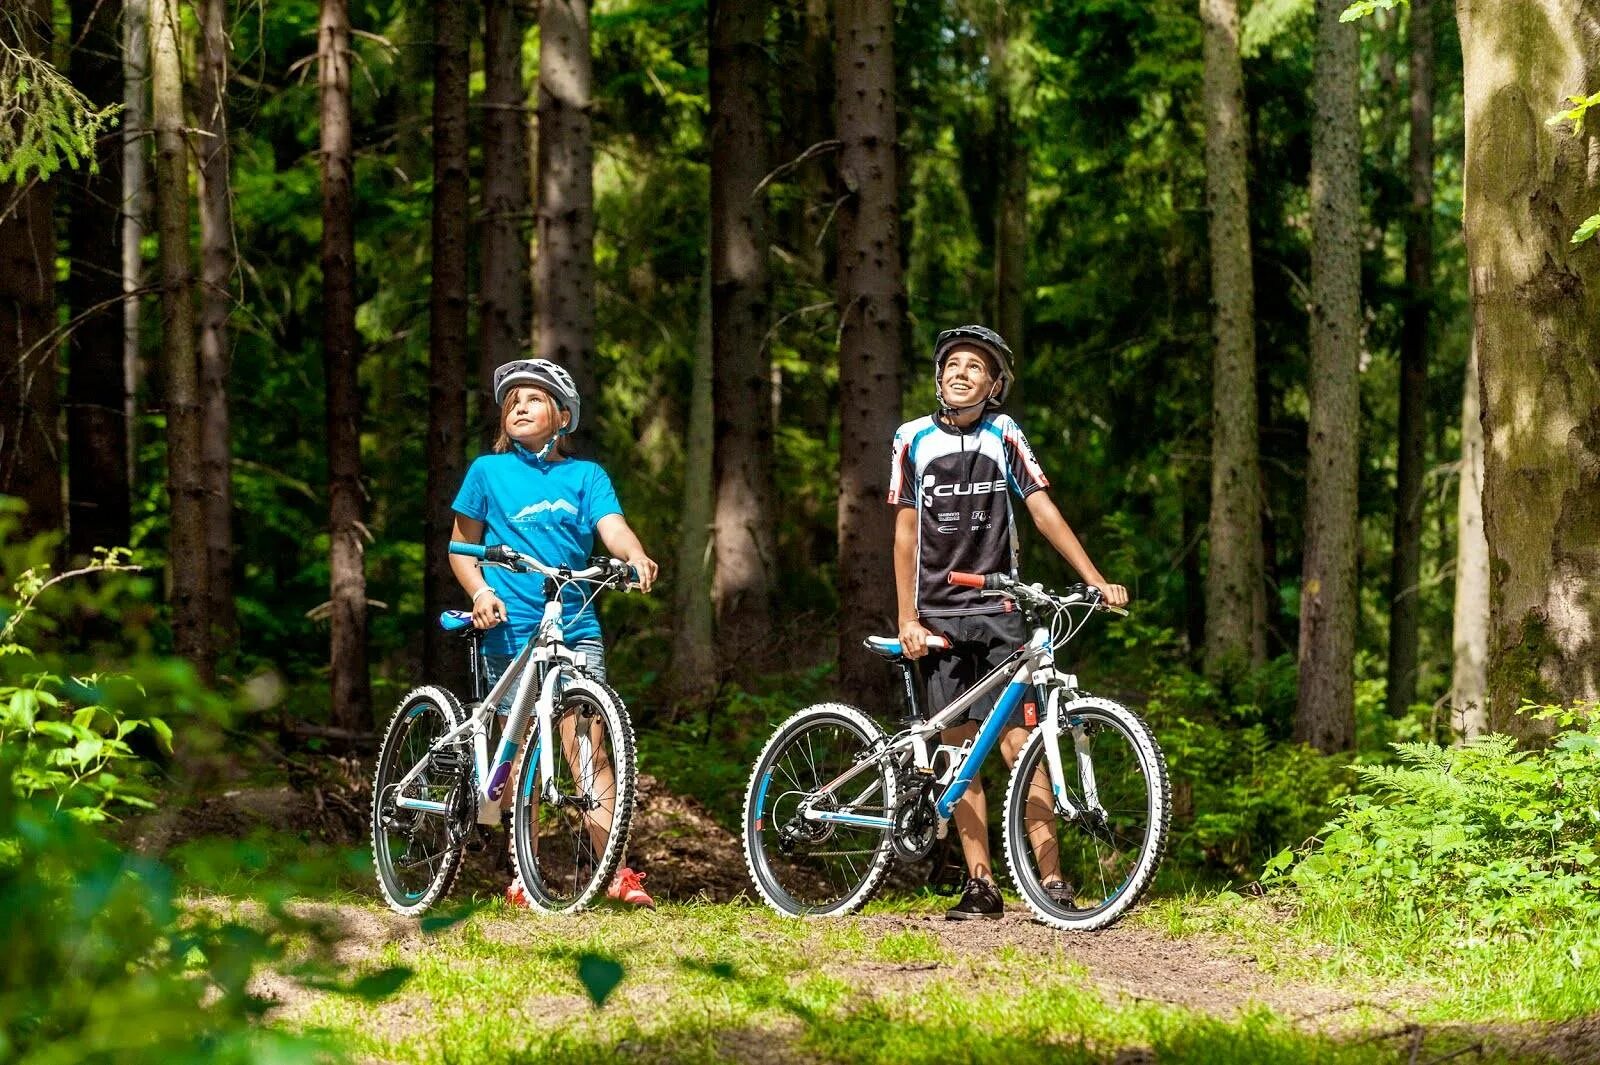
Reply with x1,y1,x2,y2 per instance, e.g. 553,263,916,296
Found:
918,610,1031,725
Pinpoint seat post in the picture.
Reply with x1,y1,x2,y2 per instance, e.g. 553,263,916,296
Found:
898,661,926,724
467,633,484,702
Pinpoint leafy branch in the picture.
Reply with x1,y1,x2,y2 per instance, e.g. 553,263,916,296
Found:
0,13,122,182
1340,0,1404,22
0,547,142,650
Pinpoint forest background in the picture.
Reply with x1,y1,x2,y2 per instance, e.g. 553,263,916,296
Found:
2,0,1600,1059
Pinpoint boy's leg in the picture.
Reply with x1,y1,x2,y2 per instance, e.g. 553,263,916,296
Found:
943,720,993,880
1000,723,1065,888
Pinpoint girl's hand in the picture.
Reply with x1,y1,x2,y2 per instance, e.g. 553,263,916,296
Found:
472,587,507,629
1092,582,1129,608
625,554,659,593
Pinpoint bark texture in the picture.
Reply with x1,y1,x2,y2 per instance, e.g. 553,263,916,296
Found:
123,0,148,486
424,0,472,687
536,0,597,416
1451,338,1489,740
481,0,530,434
0,0,60,543
66,0,131,557
710,0,777,669
989,5,1027,410
834,0,905,704
1458,0,1600,735
1294,0,1362,753
1200,0,1266,676
152,0,208,667
670,260,717,700
321,0,370,728
197,0,237,655
1386,0,1435,718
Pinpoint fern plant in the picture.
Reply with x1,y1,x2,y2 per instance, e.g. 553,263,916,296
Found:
1267,711,1600,931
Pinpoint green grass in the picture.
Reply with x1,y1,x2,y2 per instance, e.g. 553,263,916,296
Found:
1143,890,1600,1024
281,899,1546,1064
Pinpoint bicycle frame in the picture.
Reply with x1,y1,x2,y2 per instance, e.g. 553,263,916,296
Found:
781,622,1098,835
390,592,593,825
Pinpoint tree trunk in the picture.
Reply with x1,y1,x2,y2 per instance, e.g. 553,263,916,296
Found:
481,0,530,439
670,258,717,701
197,0,237,659
536,0,596,423
321,0,370,729
65,0,131,558
1458,0,1600,735
1385,0,1435,718
123,0,149,490
710,0,777,672
1451,338,1488,740
0,0,61,545
989,4,1027,411
1294,0,1362,753
151,0,208,669
834,0,904,705
1200,0,1266,677
423,0,471,687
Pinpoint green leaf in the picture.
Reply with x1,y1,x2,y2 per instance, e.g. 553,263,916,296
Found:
1571,213,1600,245
1340,0,1401,21
150,717,173,753
576,952,624,1007
419,900,486,934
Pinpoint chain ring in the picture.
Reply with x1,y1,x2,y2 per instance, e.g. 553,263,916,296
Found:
891,785,938,862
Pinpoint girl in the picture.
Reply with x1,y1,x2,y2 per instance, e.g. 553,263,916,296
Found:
449,358,659,909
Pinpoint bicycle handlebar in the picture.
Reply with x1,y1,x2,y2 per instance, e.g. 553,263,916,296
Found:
946,570,1129,616
448,541,639,587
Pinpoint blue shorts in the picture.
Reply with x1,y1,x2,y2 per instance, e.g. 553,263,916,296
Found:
482,638,607,714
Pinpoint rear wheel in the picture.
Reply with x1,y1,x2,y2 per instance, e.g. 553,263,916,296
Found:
371,686,470,915
508,675,637,913
1002,695,1169,931
742,703,898,917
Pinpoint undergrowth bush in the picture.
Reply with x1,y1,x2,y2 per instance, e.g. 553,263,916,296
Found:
1266,705,1600,932
1144,658,1351,881
0,512,391,1061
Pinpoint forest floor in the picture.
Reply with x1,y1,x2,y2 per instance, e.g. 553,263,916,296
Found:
148,774,1600,1064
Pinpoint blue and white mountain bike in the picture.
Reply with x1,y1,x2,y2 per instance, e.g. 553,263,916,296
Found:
370,542,639,916
742,571,1170,930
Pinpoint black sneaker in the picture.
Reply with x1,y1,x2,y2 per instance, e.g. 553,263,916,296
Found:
945,876,1004,921
1042,878,1077,909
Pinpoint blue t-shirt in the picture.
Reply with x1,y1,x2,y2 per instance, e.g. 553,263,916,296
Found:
450,445,624,654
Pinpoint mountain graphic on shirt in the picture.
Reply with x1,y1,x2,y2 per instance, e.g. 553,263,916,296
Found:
509,499,579,521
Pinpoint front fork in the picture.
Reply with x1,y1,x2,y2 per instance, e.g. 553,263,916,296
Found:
1038,681,1100,822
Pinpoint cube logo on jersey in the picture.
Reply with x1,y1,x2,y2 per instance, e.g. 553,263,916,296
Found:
920,473,1009,510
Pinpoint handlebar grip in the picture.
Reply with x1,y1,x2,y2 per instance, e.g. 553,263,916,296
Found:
948,571,986,588
924,635,951,650
449,541,487,559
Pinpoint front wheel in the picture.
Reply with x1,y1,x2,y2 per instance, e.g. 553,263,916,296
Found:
1002,695,1169,931
508,674,637,913
742,703,898,917
371,686,470,916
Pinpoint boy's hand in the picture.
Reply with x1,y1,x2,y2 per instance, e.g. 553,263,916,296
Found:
1092,582,1129,608
898,618,936,660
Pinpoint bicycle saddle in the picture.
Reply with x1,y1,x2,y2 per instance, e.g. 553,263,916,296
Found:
438,610,479,637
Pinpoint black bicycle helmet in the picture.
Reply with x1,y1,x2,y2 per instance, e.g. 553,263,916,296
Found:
492,358,582,435
934,324,1015,409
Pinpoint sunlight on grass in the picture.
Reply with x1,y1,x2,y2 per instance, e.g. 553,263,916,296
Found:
280,898,1555,1064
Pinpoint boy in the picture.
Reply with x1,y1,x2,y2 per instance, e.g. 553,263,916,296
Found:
888,325,1128,920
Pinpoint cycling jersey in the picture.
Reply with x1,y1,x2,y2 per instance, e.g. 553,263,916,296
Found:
887,412,1049,618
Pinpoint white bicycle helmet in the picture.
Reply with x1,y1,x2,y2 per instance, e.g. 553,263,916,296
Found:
492,358,582,435
934,324,1015,410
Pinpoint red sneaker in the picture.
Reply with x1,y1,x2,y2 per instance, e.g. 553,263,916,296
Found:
607,866,655,909
505,876,531,908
